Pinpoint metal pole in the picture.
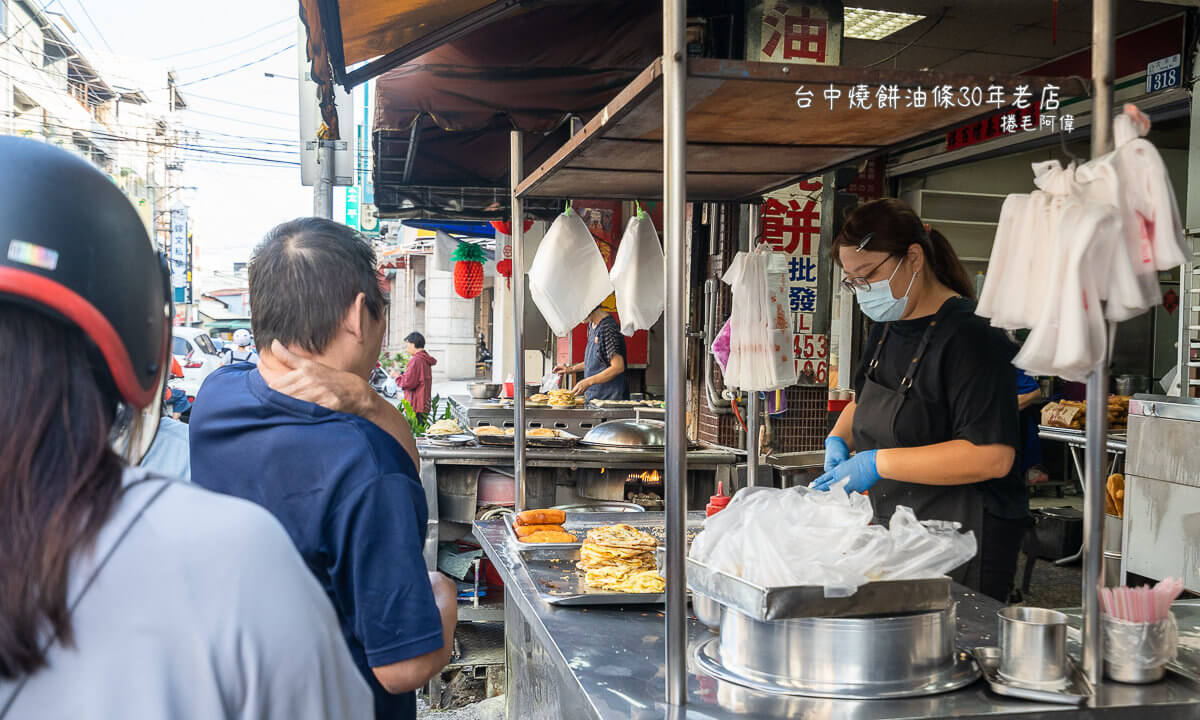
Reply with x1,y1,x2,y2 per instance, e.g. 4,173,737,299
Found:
1083,0,1114,688
510,130,527,512
663,0,688,706
314,141,335,218
746,205,762,487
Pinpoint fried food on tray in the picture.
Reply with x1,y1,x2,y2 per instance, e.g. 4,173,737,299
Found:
425,419,463,436
528,393,550,403
578,523,662,593
514,523,566,538
584,567,665,593
515,508,567,527
473,425,505,436
585,524,658,550
527,428,558,438
1107,473,1125,518
521,530,578,543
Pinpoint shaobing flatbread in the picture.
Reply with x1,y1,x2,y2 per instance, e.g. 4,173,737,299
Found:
585,524,658,551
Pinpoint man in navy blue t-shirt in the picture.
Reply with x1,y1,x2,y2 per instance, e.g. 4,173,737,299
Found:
190,218,456,720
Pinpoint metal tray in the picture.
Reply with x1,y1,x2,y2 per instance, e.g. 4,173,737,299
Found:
474,429,581,448
972,647,1090,705
696,638,980,699
519,545,666,606
420,434,475,447
503,512,700,550
686,557,952,621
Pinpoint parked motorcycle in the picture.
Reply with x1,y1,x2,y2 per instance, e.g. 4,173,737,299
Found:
370,365,401,407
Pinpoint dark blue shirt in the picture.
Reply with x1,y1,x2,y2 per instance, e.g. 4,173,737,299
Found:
189,365,441,720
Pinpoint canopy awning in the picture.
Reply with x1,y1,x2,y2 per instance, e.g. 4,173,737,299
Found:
370,1,660,219
303,0,522,90
516,58,1087,201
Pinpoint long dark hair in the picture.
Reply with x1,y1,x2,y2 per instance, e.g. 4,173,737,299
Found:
0,304,124,678
832,198,974,300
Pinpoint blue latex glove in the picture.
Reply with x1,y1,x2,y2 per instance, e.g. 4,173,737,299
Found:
810,450,880,493
823,436,850,473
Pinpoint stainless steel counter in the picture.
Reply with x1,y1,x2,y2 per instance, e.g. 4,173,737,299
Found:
476,514,1200,719
418,441,740,468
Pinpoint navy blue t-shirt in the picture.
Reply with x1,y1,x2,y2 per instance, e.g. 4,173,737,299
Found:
189,365,442,720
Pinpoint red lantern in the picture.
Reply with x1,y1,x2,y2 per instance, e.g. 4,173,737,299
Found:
490,219,534,235
495,258,513,289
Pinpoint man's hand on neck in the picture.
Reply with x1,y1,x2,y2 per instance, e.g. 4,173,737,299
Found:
263,341,419,466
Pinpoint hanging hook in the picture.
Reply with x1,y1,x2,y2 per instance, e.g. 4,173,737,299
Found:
563,199,572,215
635,199,647,220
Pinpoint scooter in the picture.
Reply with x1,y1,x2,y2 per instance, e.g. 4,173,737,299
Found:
370,365,402,407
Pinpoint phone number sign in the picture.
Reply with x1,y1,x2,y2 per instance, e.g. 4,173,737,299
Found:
761,177,828,386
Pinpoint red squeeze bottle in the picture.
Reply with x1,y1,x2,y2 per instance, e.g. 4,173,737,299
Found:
706,481,730,517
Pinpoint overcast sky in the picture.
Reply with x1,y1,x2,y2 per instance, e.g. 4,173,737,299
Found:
82,0,358,291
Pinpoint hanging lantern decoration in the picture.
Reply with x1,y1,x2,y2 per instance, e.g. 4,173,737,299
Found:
495,258,513,288
451,242,488,299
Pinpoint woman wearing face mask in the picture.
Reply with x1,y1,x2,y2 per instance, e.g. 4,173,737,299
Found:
811,198,1027,602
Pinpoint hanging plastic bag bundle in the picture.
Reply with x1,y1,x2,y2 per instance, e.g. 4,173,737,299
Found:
529,208,615,336
609,211,665,335
721,245,797,391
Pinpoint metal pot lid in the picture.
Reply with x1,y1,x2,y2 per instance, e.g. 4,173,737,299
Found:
580,419,667,448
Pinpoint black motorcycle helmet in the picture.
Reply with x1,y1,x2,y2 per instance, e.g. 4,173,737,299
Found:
0,137,171,456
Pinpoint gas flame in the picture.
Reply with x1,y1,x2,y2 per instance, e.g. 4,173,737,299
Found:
627,470,662,485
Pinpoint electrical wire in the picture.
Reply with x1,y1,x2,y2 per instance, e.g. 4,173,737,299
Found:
0,0,58,48
863,7,950,69
68,0,113,52
150,16,292,60
178,43,296,87
182,91,297,117
173,30,295,72
183,107,296,132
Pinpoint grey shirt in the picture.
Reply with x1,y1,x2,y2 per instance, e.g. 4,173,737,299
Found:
139,417,191,482
0,468,373,719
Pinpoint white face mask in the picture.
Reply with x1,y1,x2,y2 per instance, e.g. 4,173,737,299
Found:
854,257,918,322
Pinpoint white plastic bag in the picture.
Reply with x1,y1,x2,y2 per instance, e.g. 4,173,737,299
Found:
540,372,560,393
609,214,665,335
529,209,615,336
689,485,976,597
722,246,796,391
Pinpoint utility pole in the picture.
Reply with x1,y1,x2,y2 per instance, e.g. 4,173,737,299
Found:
314,140,334,218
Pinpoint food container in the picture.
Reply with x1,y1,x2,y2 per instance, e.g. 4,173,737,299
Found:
581,419,666,448
1031,507,1082,560
693,593,722,630
695,605,978,698
468,382,502,399
998,607,1068,685
1103,613,1178,684
1114,374,1148,397
552,501,646,513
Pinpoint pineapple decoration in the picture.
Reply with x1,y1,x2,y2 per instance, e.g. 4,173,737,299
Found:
450,241,487,299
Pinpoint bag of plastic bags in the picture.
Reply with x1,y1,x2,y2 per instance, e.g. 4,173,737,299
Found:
609,213,665,335
529,208,615,336
689,485,976,597
711,319,732,374
721,246,797,391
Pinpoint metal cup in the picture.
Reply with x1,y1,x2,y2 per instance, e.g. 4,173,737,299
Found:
998,607,1068,685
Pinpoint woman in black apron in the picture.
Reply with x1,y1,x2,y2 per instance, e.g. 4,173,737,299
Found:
811,199,1029,602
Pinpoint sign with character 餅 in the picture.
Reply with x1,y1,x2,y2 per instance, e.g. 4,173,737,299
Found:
759,177,834,386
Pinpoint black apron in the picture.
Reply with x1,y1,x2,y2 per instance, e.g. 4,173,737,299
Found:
852,303,984,590
583,318,629,401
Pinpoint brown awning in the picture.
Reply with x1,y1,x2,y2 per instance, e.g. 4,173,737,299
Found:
516,58,1087,201
371,1,661,219
302,0,522,89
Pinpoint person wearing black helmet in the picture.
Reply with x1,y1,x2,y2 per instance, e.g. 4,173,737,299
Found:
0,137,371,719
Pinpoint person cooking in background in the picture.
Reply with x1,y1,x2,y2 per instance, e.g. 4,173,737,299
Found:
397,331,436,419
812,198,1027,602
554,301,629,401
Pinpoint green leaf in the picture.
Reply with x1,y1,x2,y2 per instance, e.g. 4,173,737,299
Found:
450,241,488,264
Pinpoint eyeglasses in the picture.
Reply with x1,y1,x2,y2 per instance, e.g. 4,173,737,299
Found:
840,254,897,292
